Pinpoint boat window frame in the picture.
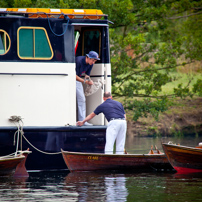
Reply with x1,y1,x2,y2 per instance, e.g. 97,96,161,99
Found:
82,29,101,58
17,26,54,60
74,30,81,56
0,29,11,55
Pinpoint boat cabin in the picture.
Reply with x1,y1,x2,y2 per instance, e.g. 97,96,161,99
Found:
0,8,111,127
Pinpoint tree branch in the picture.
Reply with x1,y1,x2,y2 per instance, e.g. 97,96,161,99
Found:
113,92,179,99
192,7,202,10
114,61,194,89
167,11,202,20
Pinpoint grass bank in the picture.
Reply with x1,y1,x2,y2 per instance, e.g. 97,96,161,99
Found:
122,64,202,136
127,97,202,137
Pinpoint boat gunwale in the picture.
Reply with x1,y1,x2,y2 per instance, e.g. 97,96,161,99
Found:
61,149,166,157
162,143,202,153
0,155,25,162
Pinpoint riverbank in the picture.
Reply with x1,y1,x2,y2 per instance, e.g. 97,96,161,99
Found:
127,97,202,137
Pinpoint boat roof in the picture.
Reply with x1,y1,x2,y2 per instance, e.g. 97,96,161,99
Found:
0,8,106,20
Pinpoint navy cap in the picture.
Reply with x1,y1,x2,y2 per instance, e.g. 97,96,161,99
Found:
86,51,100,60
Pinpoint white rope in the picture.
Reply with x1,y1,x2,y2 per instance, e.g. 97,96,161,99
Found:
0,150,32,160
21,133,61,155
9,115,61,155
9,116,22,156
0,152,17,159
15,125,20,156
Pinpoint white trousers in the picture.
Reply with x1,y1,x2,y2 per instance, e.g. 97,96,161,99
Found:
76,81,86,121
105,120,127,154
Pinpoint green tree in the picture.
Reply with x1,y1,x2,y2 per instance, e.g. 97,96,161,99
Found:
0,0,14,7
105,0,202,120
34,0,69,8
13,0,32,7
0,0,201,121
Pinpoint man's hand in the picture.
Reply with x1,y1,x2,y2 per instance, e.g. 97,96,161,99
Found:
76,112,96,126
88,80,93,85
77,121,84,126
85,75,93,85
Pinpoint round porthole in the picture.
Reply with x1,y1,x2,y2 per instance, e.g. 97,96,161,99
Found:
0,30,11,55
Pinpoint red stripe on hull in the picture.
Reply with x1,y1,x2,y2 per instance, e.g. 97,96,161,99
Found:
174,166,202,174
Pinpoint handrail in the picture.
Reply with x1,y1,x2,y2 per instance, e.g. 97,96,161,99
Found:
0,73,68,76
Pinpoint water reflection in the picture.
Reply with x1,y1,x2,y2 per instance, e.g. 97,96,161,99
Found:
45,132,64,152
0,176,28,201
0,136,202,201
0,171,68,201
125,135,202,154
163,172,202,202
174,172,202,179
64,171,202,202
64,172,128,201
0,169,202,201
105,175,128,202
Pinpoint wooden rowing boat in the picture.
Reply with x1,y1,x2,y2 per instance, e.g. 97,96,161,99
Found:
61,148,173,172
0,149,32,176
0,154,25,176
162,142,202,174
13,149,32,177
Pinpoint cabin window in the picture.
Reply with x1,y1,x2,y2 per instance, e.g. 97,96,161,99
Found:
17,27,53,60
82,29,101,57
0,30,11,55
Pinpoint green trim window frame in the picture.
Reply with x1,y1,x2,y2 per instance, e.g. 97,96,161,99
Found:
82,29,101,57
17,27,53,60
0,29,11,55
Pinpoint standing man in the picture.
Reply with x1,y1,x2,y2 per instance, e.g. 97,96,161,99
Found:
76,51,100,126
77,92,127,154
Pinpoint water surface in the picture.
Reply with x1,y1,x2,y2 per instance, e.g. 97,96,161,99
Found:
1,171,202,202
0,135,202,202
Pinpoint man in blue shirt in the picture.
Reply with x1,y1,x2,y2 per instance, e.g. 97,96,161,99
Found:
76,51,100,126
77,92,127,154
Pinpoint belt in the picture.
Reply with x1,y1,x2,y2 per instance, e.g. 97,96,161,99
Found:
110,118,125,121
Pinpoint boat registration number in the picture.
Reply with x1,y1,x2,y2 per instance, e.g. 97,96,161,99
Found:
88,156,99,160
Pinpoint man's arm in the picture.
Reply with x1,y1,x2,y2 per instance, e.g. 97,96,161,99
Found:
77,112,96,126
76,75,84,82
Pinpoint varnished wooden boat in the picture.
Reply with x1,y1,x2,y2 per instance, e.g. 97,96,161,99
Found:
0,149,32,176
13,149,32,177
162,143,202,174
61,149,173,172
0,154,25,176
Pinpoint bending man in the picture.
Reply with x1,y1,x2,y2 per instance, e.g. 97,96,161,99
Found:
76,51,100,126
77,92,127,154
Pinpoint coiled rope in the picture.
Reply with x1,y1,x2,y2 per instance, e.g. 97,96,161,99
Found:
10,116,61,155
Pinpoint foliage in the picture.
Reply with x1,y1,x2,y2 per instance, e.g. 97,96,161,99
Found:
193,79,202,96
0,0,201,121
126,97,169,121
108,0,202,120
13,0,32,7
